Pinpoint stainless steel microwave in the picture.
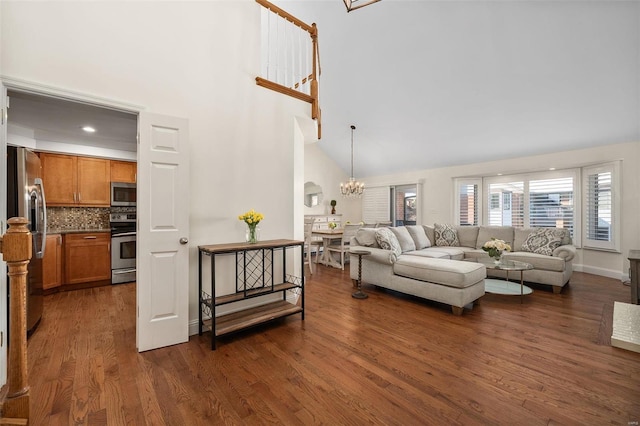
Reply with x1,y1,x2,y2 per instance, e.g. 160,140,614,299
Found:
111,182,136,206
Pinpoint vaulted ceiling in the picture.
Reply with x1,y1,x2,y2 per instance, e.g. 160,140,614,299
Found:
278,0,639,178
7,1,638,180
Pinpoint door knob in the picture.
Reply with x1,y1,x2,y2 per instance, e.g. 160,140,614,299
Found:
179,237,189,245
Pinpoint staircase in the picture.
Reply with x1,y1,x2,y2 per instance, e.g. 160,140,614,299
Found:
255,0,322,139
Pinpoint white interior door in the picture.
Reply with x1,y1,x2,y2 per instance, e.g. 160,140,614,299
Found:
0,85,8,385
137,112,190,352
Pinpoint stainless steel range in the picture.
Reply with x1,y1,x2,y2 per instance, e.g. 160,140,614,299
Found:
110,211,136,284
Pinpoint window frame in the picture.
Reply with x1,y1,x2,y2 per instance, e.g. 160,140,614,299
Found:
581,161,621,252
454,178,483,226
483,169,580,244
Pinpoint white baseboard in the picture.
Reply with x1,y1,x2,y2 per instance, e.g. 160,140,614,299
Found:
573,263,627,282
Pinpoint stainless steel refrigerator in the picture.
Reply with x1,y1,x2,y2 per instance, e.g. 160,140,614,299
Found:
7,146,47,333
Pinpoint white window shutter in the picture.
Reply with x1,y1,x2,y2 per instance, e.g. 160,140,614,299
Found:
583,162,619,251
362,186,390,224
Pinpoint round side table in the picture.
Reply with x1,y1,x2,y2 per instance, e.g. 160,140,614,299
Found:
350,249,371,299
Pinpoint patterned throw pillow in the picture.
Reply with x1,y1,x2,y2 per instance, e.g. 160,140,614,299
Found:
521,228,564,256
375,228,402,258
434,223,460,247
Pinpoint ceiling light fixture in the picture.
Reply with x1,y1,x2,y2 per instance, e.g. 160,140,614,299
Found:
82,126,96,133
340,125,365,198
343,0,381,12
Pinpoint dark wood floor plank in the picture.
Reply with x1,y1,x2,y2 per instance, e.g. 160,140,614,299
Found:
26,269,640,425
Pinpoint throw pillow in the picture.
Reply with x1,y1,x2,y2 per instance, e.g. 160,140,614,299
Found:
375,228,402,258
390,227,417,253
406,225,431,249
521,228,565,256
354,228,378,247
434,223,460,247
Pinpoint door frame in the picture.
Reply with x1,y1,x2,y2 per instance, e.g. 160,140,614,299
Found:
0,77,147,351
1,84,8,387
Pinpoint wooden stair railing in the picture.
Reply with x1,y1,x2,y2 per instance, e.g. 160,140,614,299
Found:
255,0,322,139
0,217,32,425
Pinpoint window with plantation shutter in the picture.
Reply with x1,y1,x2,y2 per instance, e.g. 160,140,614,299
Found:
362,186,391,224
487,181,524,227
483,170,578,241
583,162,620,251
455,179,482,226
529,177,575,235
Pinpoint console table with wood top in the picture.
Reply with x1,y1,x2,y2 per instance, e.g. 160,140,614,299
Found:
198,239,304,350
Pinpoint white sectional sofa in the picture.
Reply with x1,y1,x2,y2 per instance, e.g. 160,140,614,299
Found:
349,224,576,315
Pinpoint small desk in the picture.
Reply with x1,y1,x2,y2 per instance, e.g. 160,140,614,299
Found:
312,228,344,269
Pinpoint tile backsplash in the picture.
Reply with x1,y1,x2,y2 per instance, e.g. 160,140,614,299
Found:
47,207,111,231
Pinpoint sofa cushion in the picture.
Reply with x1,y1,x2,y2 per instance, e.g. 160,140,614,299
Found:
423,225,435,245
390,226,416,253
462,248,490,261
393,257,486,289
513,228,533,252
521,228,564,256
434,223,460,247
402,250,451,259
404,247,465,260
354,228,379,248
375,228,402,258
501,251,566,272
406,225,432,249
476,226,514,249
456,226,479,248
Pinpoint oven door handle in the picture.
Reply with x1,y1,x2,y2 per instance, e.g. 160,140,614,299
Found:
112,232,137,237
113,268,137,275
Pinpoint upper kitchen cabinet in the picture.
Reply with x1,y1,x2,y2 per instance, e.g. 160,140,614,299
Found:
41,153,111,207
111,160,137,183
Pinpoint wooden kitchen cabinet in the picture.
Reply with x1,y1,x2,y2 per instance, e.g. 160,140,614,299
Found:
41,153,111,207
64,233,111,285
40,153,76,205
43,233,63,290
111,160,137,183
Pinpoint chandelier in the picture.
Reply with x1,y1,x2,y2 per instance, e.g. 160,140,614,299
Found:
340,125,365,197
343,0,381,12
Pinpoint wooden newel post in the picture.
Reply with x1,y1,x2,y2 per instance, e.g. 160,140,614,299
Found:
0,217,32,423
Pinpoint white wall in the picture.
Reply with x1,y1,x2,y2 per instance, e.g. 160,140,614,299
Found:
304,141,362,223
362,141,640,279
1,1,310,331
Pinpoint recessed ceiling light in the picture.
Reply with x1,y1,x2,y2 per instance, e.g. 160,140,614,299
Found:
549,167,556,171
497,173,503,176
82,126,96,133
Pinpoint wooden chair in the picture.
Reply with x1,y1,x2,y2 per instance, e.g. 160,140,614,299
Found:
326,224,361,270
304,217,322,274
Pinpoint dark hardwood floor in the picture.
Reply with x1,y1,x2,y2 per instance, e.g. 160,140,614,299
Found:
26,266,640,425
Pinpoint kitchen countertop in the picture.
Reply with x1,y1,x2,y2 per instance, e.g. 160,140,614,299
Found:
48,229,111,234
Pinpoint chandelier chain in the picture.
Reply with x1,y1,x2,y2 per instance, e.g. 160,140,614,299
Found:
340,124,365,197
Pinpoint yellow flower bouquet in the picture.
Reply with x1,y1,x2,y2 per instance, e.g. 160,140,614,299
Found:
238,209,264,243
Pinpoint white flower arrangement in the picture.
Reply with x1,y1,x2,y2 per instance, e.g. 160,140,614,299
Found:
482,238,511,259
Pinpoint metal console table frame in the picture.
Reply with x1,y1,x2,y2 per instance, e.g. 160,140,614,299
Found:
198,239,305,350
